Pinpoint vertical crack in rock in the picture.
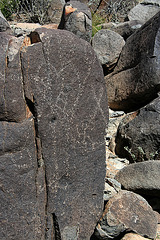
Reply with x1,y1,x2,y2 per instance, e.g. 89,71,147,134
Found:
52,213,62,240
20,49,49,239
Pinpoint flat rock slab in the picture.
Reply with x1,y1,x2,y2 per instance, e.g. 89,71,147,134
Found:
115,161,160,197
97,190,157,239
21,28,108,239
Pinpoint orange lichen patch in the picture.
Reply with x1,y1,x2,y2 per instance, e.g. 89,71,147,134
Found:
42,24,58,29
20,36,31,51
65,5,77,16
26,105,33,119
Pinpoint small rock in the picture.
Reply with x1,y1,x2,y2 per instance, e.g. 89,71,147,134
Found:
96,190,158,239
120,233,151,240
92,29,125,68
115,161,160,197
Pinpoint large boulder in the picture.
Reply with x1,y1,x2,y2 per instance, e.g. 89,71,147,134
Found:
92,29,125,70
93,190,158,239
115,97,160,162
58,1,92,42
105,11,160,112
20,28,108,239
128,0,160,23
115,161,160,197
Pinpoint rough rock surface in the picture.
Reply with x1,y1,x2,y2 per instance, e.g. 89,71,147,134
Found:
20,28,108,239
105,11,160,112
128,0,160,23
59,1,92,42
121,233,151,240
92,29,125,69
115,161,160,197
95,190,158,239
101,20,144,40
0,33,26,122
115,97,160,162
48,0,65,24
0,10,11,32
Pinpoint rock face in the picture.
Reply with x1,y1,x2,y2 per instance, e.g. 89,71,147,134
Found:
115,97,160,162
48,0,65,24
101,20,144,40
128,0,160,23
92,29,125,70
95,190,158,239
105,11,160,112
0,10,10,32
20,28,108,239
115,161,160,197
58,1,92,42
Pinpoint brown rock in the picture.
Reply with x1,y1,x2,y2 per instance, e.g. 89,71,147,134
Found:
121,233,151,240
0,33,26,122
21,28,108,239
97,190,157,239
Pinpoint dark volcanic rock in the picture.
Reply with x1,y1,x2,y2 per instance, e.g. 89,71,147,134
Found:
0,118,46,240
115,161,160,197
94,190,158,239
58,1,92,42
21,28,108,239
105,11,160,112
0,33,26,122
115,97,160,162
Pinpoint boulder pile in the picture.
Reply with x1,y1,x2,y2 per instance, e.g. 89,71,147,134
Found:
0,0,160,239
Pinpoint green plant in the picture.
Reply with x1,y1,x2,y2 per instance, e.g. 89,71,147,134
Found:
0,0,51,23
0,0,19,19
92,11,105,36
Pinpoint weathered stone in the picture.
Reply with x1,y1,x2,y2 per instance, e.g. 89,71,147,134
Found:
92,29,125,69
128,0,160,23
59,1,92,42
48,0,65,24
115,97,160,162
120,233,151,240
101,20,144,40
21,28,108,239
115,161,160,197
10,23,41,37
0,33,26,122
0,118,46,239
105,11,160,112
95,190,157,239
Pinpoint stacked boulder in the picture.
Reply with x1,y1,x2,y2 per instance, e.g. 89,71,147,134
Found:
91,1,160,240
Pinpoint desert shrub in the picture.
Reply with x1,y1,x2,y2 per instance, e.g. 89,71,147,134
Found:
0,0,51,23
0,0,19,19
